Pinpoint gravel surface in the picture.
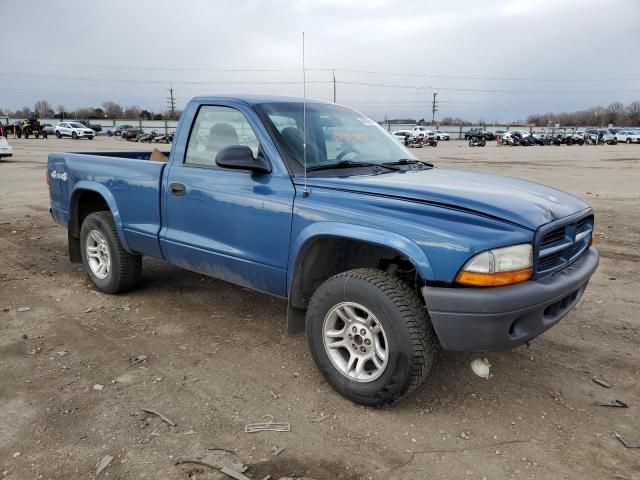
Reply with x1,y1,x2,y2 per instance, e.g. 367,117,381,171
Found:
1,136,638,479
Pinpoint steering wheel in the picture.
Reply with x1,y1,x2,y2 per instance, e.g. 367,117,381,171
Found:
335,147,361,161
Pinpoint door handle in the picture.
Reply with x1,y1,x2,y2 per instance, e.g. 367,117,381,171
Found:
170,182,186,196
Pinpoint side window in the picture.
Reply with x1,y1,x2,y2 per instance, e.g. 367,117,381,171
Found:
185,105,260,167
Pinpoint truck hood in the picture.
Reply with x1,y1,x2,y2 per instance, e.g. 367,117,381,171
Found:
302,168,590,230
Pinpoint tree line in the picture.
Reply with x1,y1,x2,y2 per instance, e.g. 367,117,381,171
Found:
438,101,640,127
0,100,180,121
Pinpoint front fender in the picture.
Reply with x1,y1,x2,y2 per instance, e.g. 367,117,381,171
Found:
287,221,435,294
70,181,133,253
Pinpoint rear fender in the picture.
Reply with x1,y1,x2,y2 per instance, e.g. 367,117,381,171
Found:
69,181,132,253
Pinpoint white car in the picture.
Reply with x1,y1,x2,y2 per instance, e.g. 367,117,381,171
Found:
614,129,640,144
411,126,436,138
55,122,95,140
435,131,451,141
391,130,415,143
0,136,13,159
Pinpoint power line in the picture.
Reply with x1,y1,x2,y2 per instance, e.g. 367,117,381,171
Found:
332,68,640,83
0,71,331,86
1,60,638,83
337,80,640,95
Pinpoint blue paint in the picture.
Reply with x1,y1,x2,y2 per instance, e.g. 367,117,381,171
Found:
48,95,592,298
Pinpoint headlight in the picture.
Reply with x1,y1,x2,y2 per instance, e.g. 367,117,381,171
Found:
456,244,533,287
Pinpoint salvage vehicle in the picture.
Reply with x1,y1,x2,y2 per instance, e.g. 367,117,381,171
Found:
18,115,48,139
55,122,95,140
47,95,599,406
0,136,13,159
107,124,135,136
77,120,103,133
614,129,640,144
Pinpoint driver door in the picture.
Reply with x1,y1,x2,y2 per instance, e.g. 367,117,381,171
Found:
160,104,295,297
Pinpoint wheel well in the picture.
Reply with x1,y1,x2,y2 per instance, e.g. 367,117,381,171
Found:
67,190,110,262
289,236,423,312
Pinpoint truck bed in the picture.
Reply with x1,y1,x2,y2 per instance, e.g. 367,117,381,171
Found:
48,151,170,259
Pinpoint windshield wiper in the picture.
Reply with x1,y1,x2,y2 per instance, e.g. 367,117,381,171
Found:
382,159,434,168
306,160,400,172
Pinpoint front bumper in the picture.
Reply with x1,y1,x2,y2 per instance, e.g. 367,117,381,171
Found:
422,247,599,352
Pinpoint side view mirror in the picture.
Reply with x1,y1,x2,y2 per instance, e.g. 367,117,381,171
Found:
215,145,271,174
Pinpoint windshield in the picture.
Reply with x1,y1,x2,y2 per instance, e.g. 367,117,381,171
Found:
255,102,416,175
70,122,85,128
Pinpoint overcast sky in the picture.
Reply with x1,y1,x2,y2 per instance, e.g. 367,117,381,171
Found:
1,0,639,122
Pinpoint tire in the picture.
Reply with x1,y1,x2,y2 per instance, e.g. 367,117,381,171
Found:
35,132,40,139
306,268,437,406
17,131,22,139
88,136,94,140
56,131,62,138
611,139,618,145
480,139,486,147
72,132,78,140
43,132,47,139
24,130,29,139
79,211,142,294
468,139,474,147
627,138,632,144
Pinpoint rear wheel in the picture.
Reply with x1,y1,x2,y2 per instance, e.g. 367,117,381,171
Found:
480,138,486,147
80,212,142,294
23,129,29,139
306,268,437,406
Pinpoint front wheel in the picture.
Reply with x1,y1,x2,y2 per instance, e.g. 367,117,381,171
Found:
479,138,486,147
56,131,62,138
306,268,437,406
72,132,78,140
80,211,142,294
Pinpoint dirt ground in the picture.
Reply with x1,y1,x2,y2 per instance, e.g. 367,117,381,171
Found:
1,136,638,480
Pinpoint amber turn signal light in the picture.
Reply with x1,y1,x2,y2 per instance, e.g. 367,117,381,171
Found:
455,268,533,287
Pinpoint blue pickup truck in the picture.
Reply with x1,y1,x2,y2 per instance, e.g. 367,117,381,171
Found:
47,95,598,405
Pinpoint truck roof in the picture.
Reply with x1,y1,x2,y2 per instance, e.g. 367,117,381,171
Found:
191,94,332,106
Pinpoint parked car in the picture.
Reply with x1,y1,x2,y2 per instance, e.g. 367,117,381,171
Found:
464,128,495,140
614,129,640,144
47,95,599,406
107,124,135,137
0,136,13,159
121,128,144,141
391,130,414,145
42,123,54,135
435,131,450,141
54,122,95,140
4,121,22,136
77,120,102,133
411,126,435,138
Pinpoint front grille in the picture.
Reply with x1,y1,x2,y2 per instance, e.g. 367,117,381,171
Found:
541,227,565,247
534,213,593,278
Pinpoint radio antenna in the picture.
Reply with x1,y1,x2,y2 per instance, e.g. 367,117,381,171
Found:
302,31,309,197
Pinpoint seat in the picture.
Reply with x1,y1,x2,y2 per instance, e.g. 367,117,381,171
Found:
207,123,239,155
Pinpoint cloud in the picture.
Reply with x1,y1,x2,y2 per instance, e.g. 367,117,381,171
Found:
1,0,638,121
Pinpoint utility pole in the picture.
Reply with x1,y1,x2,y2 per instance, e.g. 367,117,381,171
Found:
431,92,438,125
332,69,337,103
167,83,176,120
